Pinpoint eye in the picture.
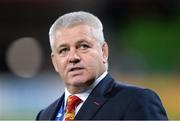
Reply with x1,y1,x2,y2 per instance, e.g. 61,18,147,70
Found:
79,43,90,50
59,48,68,55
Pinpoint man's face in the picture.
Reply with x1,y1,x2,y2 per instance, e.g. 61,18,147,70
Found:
51,24,108,93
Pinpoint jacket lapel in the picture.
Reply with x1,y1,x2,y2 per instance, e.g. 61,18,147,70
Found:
75,96,107,120
50,94,65,120
75,74,115,120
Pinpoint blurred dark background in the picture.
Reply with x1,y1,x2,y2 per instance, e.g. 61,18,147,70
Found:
0,0,180,120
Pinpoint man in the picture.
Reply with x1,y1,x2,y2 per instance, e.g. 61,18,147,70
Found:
36,11,168,120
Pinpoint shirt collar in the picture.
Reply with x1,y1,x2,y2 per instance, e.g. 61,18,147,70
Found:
64,71,108,108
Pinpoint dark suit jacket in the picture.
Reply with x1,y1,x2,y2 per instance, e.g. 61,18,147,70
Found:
36,73,168,120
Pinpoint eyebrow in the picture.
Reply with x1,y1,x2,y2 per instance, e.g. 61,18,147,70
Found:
76,39,91,45
56,44,68,51
55,39,92,51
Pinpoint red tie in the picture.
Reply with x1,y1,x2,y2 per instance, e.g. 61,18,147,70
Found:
65,95,81,121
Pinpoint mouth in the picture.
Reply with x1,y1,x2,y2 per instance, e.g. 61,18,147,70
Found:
69,67,84,72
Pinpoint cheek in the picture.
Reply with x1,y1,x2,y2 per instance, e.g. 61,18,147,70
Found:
57,61,68,79
84,53,104,69
56,58,67,72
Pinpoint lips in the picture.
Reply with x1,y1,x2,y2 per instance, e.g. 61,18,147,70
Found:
68,66,84,72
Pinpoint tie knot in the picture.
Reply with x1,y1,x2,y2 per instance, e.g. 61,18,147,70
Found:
67,95,81,109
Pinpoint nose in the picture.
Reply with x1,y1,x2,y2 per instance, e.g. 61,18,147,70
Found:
68,49,80,64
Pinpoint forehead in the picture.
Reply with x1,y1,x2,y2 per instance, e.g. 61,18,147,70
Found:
55,24,93,42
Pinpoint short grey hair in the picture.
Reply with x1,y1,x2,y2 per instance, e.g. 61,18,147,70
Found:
49,11,105,50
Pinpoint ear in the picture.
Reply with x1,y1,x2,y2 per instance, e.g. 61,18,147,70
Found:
102,42,109,64
51,52,59,72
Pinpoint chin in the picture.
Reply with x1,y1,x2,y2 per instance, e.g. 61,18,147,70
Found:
69,76,93,86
